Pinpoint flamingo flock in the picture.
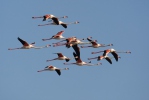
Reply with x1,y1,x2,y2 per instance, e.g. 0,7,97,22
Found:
8,14,131,76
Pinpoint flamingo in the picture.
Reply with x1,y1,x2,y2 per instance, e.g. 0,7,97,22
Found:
46,53,71,62
38,20,79,28
8,37,50,50
53,37,91,47
42,31,65,41
81,37,113,48
92,48,131,61
88,56,121,64
66,38,91,48
32,14,68,23
37,65,69,76
64,52,101,66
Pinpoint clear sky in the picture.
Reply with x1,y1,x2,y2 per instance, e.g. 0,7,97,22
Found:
1,0,149,100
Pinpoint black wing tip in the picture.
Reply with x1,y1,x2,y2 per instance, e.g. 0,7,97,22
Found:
65,58,70,62
55,69,61,76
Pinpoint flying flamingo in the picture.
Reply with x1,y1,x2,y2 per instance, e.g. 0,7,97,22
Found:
53,37,91,47
64,52,101,66
66,38,91,48
8,37,50,50
81,37,113,48
32,14,68,23
92,48,131,61
46,53,71,62
42,31,65,41
37,65,69,76
88,55,121,64
38,20,79,28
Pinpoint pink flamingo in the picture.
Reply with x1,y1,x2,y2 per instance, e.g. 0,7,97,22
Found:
81,37,113,48
8,37,50,50
37,65,69,76
38,20,79,28
42,31,65,41
46,53,71,62
92,48,131,61
53,37,90,47
32,14,68,24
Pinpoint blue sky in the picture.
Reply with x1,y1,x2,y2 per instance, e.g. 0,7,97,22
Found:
1,0,149,100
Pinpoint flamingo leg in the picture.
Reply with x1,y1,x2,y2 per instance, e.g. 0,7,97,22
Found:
53,43,66,47
63,62,76,65
79,42,91,45
42,38,52,41
46,58,58,62
8,47,21,50
38,23,52,26
32,16,43,19
81,46,92,48
86,62,102,66
33,44,51,49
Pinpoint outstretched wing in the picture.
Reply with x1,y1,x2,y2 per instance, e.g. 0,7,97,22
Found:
61,24,67,28
87,38,98,45
18,37,29,46
72,44,80,58
73,52,79,61
52,17,59,25
87,38,93,42
57,53,64,57
111,52,118,61
55,69,61,76
43,16,46,21
105,57,112,64
56,31,64,36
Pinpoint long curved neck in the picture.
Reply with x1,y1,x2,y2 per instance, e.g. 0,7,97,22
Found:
88,57,98,60
116,51,131,53
91,51,104,54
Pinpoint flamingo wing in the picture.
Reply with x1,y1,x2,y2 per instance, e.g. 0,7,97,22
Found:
87,38,98,45
18,37,29,46
91,41,98,45
52,17,59,25
56,31,64,36
55,69,61,76
105,57,112,64
111,52,119,61
87,38,93,42
103,50,110,56
73,52,79,61
72,44,80,58
61,24,67,28
76,58,83,63
57,53,64,57
43,15,50,21
43,16,46,21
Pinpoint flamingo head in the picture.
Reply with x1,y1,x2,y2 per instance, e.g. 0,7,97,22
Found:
126,51,131,54
74,21,79,24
